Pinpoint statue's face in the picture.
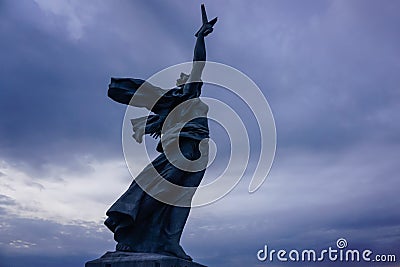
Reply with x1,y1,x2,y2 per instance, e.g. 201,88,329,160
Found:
176,72,189,87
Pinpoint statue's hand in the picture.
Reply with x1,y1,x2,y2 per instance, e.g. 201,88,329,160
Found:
150,131,161,139
147,120,162,139
195,22,215,37
195,4,217,37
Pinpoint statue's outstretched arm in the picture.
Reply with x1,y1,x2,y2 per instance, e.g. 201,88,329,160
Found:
187,4,217,84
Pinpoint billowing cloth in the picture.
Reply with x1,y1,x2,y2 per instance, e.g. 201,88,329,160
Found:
108,77,209,151
105,77,209,259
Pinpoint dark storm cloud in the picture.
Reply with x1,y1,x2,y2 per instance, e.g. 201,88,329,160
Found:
0,0,231,175
225,0,400,152
0,0,190,173
0,1,117,169
1,0,400,266
203,1,400,153
1,0,398,170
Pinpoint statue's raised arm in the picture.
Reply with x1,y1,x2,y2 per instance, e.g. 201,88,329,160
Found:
186,4,217,84
101,4,217,263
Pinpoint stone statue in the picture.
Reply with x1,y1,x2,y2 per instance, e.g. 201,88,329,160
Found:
104,4,217,261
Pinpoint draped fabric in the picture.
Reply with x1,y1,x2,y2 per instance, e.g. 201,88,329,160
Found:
104,77,209,259
108,77,209,147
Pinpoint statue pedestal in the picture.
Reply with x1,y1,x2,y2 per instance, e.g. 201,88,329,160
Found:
85,251,207,267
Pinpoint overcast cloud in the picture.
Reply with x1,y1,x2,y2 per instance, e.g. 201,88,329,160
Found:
0,0,399,266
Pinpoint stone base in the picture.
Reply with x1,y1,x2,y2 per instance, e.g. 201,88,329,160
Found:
85,251,207,267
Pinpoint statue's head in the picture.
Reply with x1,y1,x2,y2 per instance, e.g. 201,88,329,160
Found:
176,72,190,87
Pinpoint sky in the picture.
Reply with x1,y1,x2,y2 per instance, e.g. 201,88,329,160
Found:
0,0,399,266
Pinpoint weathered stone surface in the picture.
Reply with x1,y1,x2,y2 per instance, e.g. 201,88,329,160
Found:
85,251,207,267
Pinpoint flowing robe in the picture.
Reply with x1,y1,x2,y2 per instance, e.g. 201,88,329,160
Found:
105,77,209,256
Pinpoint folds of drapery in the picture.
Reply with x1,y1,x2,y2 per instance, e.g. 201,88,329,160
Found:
108,77,208,145
108,78,168,143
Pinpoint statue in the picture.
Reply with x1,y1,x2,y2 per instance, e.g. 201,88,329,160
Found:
104,4,217,261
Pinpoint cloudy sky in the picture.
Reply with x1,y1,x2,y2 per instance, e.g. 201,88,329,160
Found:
1,0,399,266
